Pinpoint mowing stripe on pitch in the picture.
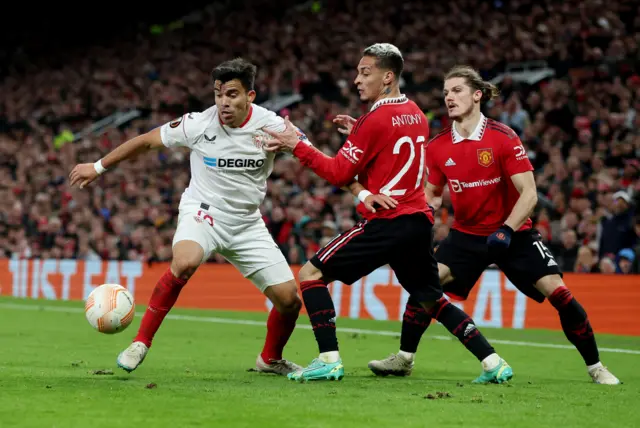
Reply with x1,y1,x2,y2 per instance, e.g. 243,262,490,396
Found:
1,302,639,355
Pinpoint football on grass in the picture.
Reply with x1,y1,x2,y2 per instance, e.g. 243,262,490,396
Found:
85,284,135,334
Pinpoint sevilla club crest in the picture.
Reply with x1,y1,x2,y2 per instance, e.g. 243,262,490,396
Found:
477,148,494,167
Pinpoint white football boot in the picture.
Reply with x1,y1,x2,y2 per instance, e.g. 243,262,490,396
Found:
255,354,302,375
589,365,622,385
117,341,149,373
367,353,414,376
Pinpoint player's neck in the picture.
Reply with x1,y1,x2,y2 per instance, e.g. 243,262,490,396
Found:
373,86,402,105
455,109,482,139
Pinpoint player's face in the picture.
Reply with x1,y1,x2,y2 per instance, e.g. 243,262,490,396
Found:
443,77,482,121
214,79,256,127
354,56,390,102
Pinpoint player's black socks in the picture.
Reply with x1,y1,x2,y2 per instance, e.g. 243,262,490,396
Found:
400,296,432,353
300,280,338,353
548,286,599,366
427,298,495,361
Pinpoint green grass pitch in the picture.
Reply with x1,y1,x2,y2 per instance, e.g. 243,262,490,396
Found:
0,296,638,428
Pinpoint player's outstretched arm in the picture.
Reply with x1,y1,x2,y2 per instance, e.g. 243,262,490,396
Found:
346,181,398,213
263,117,365,187
503,171,538,231
69,128,164,189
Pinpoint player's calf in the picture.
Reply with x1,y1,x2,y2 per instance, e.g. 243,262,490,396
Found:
538,275,621,384
117,241,202,373
258,277,302,371
422,297,512,383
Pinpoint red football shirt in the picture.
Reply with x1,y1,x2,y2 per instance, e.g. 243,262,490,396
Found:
293,95,433,222
426,115,534,236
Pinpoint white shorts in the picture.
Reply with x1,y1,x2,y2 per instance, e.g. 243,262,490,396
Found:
172,200,294,292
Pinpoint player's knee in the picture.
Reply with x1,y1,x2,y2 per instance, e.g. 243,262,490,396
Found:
277,292,302,315
535,274,564,297
298,262,323,282
170,255,200,281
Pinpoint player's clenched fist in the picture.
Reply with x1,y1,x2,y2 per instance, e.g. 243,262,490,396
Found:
333,115,356,135
69,163,99,189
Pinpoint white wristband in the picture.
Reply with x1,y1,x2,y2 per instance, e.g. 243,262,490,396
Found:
93,159,108,175
357,190,373,203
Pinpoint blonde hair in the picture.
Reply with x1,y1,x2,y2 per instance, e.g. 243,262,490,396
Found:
445,65,500,104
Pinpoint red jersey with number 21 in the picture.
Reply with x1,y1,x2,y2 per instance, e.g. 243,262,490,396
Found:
294,95,433,222
426,115,534,236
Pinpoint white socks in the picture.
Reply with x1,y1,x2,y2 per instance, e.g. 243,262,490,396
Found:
398,350,415,362
481,353,502,371
319,351,340,363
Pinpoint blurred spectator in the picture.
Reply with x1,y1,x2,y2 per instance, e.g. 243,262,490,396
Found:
617,248,635,274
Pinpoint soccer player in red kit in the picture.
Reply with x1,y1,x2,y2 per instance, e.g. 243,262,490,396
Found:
263,44,512,383
367,65,621,385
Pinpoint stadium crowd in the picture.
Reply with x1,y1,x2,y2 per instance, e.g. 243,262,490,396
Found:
1,0,639,273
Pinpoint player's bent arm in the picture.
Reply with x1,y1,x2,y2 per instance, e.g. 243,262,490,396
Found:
100,128,165,170
425,182,444,199
504,171,538,231
293,143,363,188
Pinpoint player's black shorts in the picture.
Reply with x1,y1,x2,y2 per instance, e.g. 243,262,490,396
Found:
310,213,442,302
435,228,562,303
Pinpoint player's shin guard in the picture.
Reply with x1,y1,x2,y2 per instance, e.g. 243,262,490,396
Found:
261,307,299,362
548,286,599,366
300,280,338,353
427,298,495,361
401,296,432,353
134,268,187,348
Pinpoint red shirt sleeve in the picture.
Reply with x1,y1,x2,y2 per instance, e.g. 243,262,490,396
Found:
425,142,446,187
501,135,534,177
293,115,381,188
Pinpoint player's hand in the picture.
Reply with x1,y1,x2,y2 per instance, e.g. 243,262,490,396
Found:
333,115,356,135
487,224,514,253
69,163,99,189
363,194,398,213
262,116,299,153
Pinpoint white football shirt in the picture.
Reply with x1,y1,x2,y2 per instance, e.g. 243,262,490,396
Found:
160,104,292,224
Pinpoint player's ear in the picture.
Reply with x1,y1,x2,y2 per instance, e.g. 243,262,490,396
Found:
473,89,483,103
383,71,394,86
247,89,256,104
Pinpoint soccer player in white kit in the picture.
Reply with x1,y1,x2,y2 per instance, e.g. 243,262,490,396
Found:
69,58,303,375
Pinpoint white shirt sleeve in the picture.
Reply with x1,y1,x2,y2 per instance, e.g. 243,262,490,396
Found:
160,112,208,148
263,111,314,147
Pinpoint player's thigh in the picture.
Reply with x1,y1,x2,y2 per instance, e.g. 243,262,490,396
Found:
225,220,294,291
388,215,441,303
435,230,490,301
172,202,220,266
309,220,390,285
495,229,562,303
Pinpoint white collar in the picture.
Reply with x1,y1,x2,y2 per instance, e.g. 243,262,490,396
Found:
452,114,487,144
371,94,408,111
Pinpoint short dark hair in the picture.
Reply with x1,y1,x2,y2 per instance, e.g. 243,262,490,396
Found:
362,43,404,81
211,58,257,92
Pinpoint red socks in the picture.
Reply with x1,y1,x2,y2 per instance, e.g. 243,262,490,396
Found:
134,268,187,348
261,306,299,362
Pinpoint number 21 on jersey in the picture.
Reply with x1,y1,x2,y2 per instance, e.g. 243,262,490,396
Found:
380,136,426,197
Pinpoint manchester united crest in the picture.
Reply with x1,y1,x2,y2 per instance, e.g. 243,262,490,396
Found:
477,148,494,167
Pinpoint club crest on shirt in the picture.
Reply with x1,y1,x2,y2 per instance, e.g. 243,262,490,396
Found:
252,131,269,150
169,117,182,128
477,148,494,167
